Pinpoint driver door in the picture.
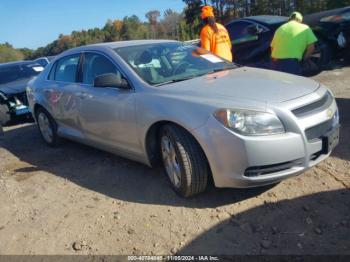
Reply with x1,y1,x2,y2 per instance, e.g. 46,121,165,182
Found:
76,52,140,156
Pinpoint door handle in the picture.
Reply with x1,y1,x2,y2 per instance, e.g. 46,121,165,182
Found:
77,92,88,99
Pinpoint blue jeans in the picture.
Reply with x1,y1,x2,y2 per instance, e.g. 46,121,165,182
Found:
271,58,302,76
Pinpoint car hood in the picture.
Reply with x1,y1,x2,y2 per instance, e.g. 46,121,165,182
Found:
159,67,319,103
0,78,32,95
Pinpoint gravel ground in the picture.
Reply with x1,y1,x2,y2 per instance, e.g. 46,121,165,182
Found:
0,64,349,255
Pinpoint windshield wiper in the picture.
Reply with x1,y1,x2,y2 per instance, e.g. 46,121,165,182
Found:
208,65,238,74
154,65,238,87
154,76,200,87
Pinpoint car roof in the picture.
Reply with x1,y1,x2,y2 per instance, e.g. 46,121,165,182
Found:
50,40,182,61
244,15,288,25
55,39,180,59
70,39,179,52
0,60,40,68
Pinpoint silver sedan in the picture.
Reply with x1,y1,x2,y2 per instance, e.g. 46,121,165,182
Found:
27,40,340,197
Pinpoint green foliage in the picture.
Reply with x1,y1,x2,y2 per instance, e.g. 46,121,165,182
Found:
121,15,149,40
0,43,24,63
326,0,350,10
182,0,203,39
196,0,350,20
18,48,33,59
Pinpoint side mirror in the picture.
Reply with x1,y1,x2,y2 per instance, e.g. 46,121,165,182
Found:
94,73,130,89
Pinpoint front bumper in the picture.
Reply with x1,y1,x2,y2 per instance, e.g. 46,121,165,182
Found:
193,92,339,188
12,105,30,116
0,91,31,124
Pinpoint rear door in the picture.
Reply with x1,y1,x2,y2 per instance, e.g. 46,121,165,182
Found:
76,52,140,155
46,53,85,137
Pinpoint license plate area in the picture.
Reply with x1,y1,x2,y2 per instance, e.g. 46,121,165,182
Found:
15,106,30,116
322,125,340,154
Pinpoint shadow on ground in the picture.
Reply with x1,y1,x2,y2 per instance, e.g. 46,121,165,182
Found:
307,57,350,76
0,94,348,208
178,189,350,255
325,58,350,71
333,98,350,162
1,97,349,207
0,124,273,208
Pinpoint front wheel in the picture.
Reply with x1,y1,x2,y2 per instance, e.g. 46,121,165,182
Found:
160,125,209,197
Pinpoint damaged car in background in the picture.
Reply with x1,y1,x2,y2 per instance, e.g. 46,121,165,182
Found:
304,6,350,60
0,61,44,125
234,6,350,74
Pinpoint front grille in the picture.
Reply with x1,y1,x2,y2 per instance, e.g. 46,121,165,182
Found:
292,92,333,118
310,150,322,161
305,119,333,141
244,159,303,177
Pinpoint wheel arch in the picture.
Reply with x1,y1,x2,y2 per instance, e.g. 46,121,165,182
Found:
33,103,49,119
144,120,212,176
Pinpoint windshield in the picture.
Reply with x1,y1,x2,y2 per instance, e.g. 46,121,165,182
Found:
0,63,43,85
114,42,237,86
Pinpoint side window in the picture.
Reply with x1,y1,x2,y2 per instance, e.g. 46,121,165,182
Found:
54,55,80,83
82,53,121,85
227,21,254,40
245,23,266,35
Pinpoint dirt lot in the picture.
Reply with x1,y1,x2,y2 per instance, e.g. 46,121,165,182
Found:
0,64,349,255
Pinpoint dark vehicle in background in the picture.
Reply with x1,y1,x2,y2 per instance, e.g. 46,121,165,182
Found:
225,6,350,74
304,7,350,61
226,15,287,65
34,56,55,67
0,61,44,125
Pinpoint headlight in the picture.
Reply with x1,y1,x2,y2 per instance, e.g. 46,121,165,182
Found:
214,109,285,136
337,32,346,48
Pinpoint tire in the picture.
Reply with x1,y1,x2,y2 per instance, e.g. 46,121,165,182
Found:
303,39,332,76
159,124,209,197
35,107,61,147
0,103,11,125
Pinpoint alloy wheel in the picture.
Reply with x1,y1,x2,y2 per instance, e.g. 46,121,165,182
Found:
161,135,181,188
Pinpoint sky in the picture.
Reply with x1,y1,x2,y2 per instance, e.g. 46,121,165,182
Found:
0,0,185,49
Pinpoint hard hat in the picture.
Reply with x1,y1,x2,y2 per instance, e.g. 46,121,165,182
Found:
201,5,215,20
290,11,303,22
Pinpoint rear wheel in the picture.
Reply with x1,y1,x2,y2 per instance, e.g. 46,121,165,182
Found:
36,107,61,147
160,124,209,197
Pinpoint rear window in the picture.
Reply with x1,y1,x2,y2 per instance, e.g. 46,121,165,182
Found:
49,54,80,83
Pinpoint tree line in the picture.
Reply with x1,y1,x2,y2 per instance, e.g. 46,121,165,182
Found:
1,0,349,63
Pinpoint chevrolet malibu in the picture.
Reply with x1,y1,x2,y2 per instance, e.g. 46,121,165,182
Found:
27,40,340,197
